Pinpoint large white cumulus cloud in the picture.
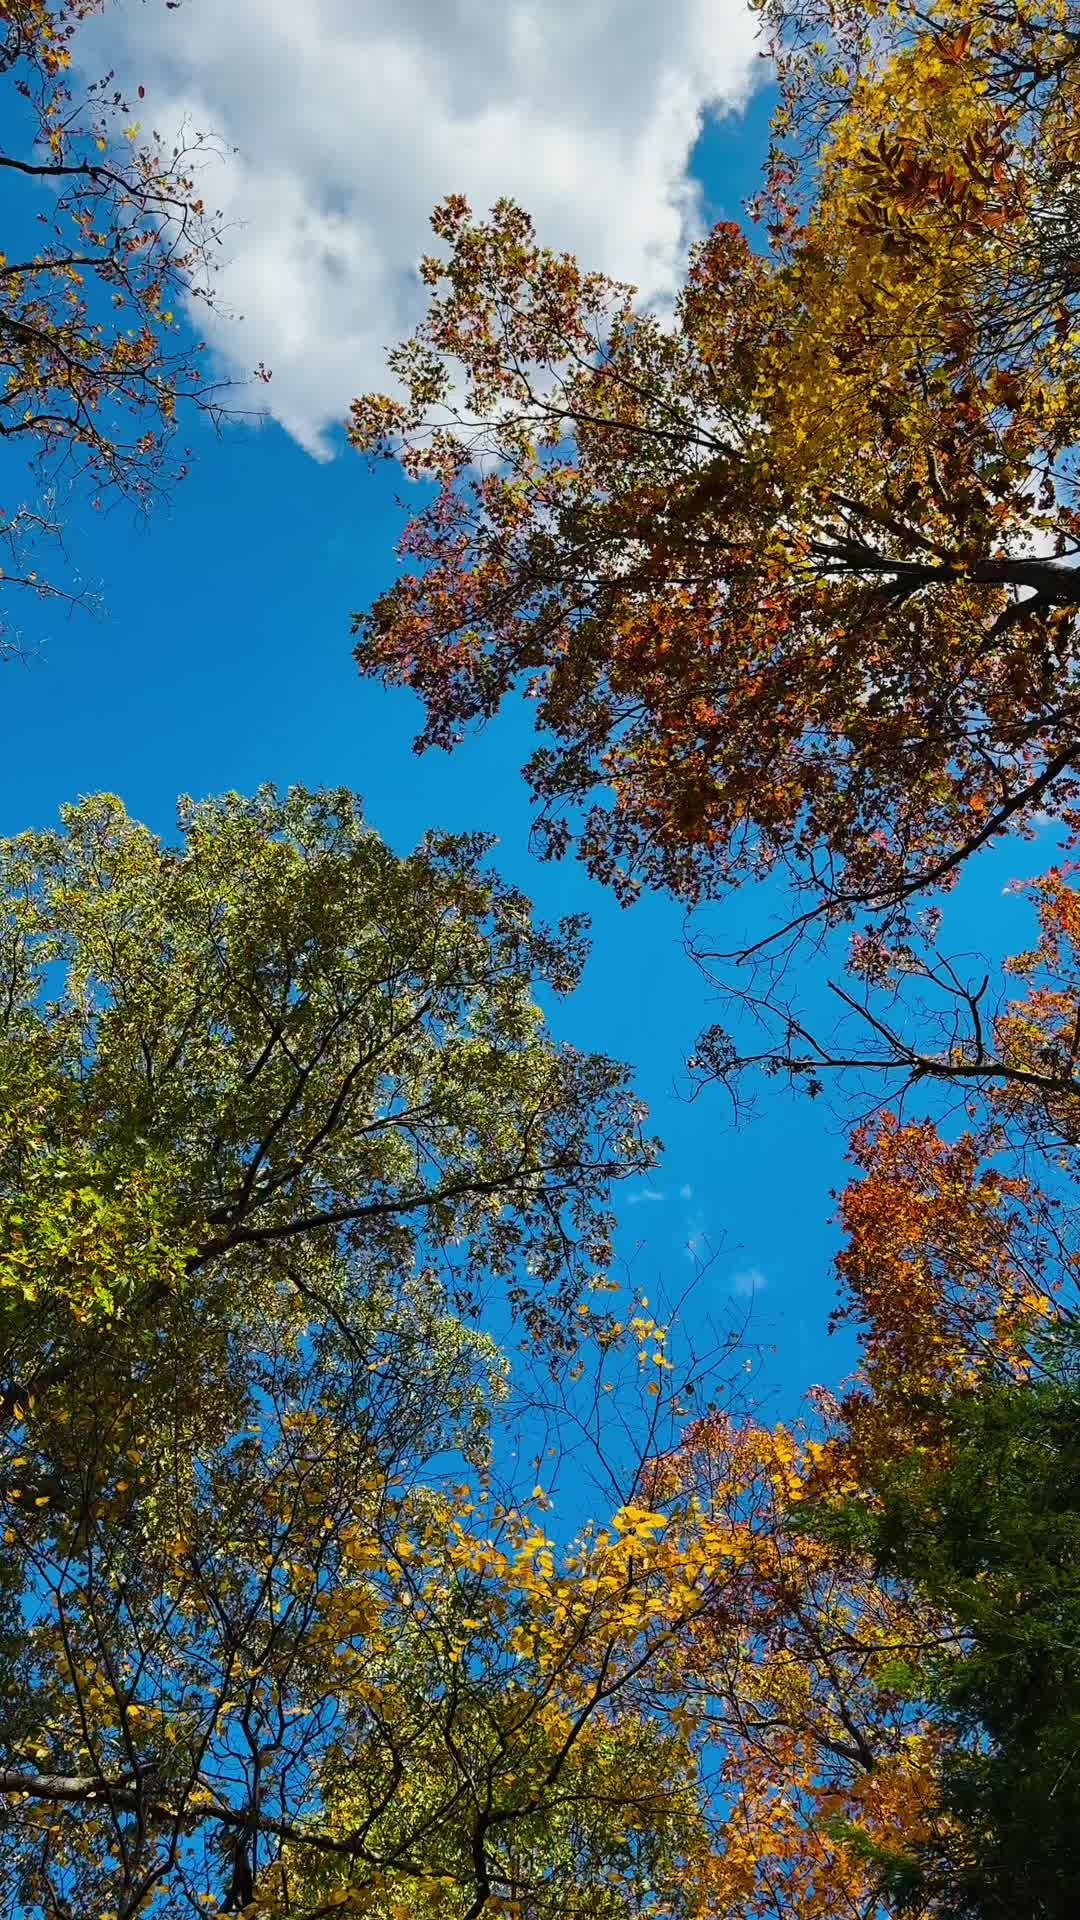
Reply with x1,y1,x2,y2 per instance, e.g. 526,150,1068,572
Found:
81,0,761,455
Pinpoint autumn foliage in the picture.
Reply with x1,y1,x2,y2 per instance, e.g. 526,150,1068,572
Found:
0,0,227,636
4,0,1080,1915
344,1,1080,1913
351,0,1080,928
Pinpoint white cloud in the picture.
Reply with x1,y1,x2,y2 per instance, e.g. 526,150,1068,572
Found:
730,1265,767,1297
78,0,761,455
684,1210,709,1263
625,1187,667,1206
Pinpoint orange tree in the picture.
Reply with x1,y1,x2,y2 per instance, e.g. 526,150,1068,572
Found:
0,0,227,639
629,1097,1078,1920
350,0,1080,934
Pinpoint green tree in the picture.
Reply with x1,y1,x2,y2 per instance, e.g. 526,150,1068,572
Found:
808,1338,1080,1920
0,785,673,1917
0,784,650,1391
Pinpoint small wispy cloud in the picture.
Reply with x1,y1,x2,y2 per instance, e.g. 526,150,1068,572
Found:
625,1187,666,1207
684,1209,710,1263
730,1266,767,1298
679,1183,693,1201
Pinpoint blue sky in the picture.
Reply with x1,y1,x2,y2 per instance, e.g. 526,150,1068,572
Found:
0,26,1037,1434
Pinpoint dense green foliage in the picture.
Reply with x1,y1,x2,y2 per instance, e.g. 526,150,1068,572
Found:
806,1330,1080,1920
884,1364,1080,1920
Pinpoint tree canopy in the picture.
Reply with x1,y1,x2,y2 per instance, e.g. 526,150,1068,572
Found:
4,798,1073,1920
0,785,672,1918
6,0,1080,1916
351,0,1080,931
